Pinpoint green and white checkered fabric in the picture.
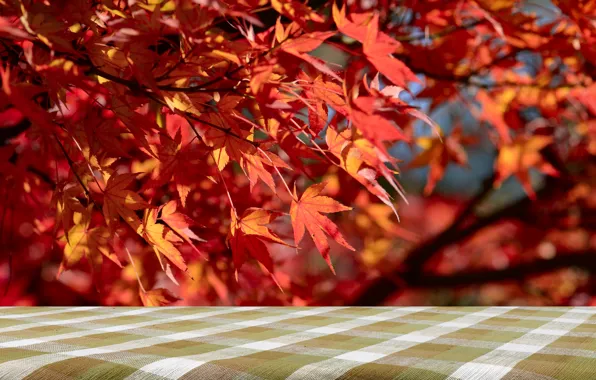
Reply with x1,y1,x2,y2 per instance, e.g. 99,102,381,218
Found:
1,306,596,379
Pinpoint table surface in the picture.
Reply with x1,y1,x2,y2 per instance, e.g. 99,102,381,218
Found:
1,306,596,379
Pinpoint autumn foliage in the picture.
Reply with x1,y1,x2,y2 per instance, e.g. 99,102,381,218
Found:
1,0,596,307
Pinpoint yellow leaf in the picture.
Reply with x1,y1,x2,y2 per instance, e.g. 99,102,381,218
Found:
290,182,354,274
69,23,82,33
495,135,558,199
142,209,188,272
231,208,287,245
59,207,122,277
139,288,181,306
210,50,241,65
101,172,148,232
163,92,202,116
103,6,128,18
362,238,392,267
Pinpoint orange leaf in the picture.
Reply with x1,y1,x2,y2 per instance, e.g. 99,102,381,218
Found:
271,0,325,24
142,208,188,272
325,128,402,218
495,135,559,199
408,126,474,195
476,91,512,144
198,125,288,192
290,182,354,274
59,207,122,283
281,31,336,54
139,288,181,306
101,172,149,232
160,200,207,259
228,208,289,286
53,183,86,243
331,4,417,88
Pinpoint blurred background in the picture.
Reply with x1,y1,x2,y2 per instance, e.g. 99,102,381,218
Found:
2,0,596,307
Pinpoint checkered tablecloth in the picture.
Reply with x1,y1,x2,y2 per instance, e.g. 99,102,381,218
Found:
1,307,596,379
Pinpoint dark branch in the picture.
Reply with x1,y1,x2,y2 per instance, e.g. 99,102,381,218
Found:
409,251,596,289
351,175,576,306
351,250,596,306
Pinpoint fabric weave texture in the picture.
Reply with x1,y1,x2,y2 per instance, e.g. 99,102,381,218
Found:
1,306,595,379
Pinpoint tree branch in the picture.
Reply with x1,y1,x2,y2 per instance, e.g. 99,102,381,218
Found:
407,251,596,289
351,249,596,306
87,66,245,94
402,174,496,274
350,175,575,306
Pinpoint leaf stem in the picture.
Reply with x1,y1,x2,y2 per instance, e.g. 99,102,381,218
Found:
53,133,93,201
117,231,146,293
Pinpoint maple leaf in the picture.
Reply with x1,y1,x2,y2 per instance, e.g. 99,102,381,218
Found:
0,65,60,136
82,116,130,159
139,288,181,306
271,0,325,25
290,182,355,274
278,131,321,176
59,208,122,282
305,94,329,137
277,27,340,80
228,208,289,285
198,124,289,191
350,108,407,160
366,73,441,137
4,0,593,309
476,91,513,144
101,172,149,232
159,200,206,259
361,14,418,89
408,126,477,195
141,208,188,273
495,135,559,199
326,127,404,215
332,4,418,88
307,77,351,118
144,130,184,193
356,202,420,242
349,95,412,159
163,91,203,116
105,93,157,154
197,125,246,170
53,182,86,242
144,130,213,206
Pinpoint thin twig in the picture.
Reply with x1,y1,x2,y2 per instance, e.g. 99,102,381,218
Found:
53,133,92,199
